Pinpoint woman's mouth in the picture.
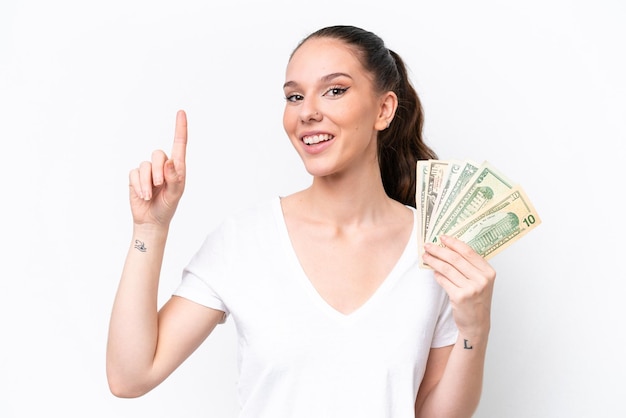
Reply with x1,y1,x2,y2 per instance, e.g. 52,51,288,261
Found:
302,134,334,145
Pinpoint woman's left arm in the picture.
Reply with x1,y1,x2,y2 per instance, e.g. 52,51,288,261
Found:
415,235,496,418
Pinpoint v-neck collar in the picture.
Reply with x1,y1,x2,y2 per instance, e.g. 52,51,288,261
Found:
272,196,417,323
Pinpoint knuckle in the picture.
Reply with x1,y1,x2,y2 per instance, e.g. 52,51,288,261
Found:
447,251,463,266
460,285,480,301
475,277,489,291
437,261,455,277
139,161,153,175
459,246,475,259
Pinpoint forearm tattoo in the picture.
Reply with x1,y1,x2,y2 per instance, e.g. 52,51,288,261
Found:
463,339,473,350
134,239,147,252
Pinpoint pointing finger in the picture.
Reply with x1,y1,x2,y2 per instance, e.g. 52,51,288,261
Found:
171,109,187,166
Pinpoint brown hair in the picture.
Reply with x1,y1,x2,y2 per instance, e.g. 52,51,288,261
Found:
292,25,438,207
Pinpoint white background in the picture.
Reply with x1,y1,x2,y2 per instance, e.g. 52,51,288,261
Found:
1,0,625,417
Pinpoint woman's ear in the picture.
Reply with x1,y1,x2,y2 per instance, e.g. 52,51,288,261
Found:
375,91,398,131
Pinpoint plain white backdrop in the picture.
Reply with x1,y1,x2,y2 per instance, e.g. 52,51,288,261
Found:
1,0,625,416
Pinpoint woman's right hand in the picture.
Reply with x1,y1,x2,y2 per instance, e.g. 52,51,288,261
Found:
128,110,188,227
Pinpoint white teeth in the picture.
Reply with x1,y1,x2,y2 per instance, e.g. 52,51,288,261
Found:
303,134,333,145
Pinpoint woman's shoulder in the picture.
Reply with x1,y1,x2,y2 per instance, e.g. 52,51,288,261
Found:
214,196,283,235
193,196,283,256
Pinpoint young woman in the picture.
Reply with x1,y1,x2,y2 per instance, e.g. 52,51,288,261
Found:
107,25,496,418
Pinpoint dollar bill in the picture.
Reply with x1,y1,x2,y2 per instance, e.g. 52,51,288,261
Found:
427,161,514,245
416,159,541,268
429,159,463,223
416,160,430,243
423,160,452,243
444,185,542,260
426,160,480,242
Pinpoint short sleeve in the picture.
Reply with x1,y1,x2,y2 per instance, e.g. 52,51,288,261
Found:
172,221,232,318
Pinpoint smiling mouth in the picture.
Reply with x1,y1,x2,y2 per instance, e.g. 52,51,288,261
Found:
302,134,334,145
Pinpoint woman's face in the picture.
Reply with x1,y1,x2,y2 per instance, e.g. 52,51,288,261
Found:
283,37,391,179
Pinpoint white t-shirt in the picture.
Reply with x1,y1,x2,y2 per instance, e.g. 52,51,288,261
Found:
174,197,458,418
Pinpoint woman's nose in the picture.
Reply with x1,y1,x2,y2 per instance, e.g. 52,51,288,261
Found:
299,100,322,122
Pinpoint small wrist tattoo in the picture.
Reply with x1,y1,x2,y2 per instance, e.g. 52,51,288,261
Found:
463,339,473,350
134,239,147,252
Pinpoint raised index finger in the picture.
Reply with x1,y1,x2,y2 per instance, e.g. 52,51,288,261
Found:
171,109,187,163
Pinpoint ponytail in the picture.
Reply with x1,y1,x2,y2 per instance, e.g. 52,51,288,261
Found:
378,50,437,207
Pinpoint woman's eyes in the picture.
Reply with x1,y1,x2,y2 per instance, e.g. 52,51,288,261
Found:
284,86,349,103
324,86,349,97
285,94,304,103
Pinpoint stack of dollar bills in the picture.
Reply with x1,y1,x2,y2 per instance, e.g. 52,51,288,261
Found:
417,159,542,268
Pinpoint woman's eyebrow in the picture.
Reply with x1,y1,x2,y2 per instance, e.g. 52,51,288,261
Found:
283,72,353,89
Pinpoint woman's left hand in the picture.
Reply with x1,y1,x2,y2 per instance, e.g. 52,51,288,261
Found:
423,235,496,340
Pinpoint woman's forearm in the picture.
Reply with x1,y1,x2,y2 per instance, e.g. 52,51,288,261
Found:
418,334,488,418
106,224,169,397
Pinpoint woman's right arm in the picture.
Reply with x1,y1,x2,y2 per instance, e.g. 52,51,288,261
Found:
106,110,225,398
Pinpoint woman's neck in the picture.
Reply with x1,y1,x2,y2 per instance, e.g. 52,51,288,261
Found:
285,168,402,228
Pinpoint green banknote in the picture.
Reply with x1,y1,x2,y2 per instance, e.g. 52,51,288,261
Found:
428,161,514,245
426,160,480,242
416,160,430,243
423,160,453,243
416,159,541,268
445,185,542,260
